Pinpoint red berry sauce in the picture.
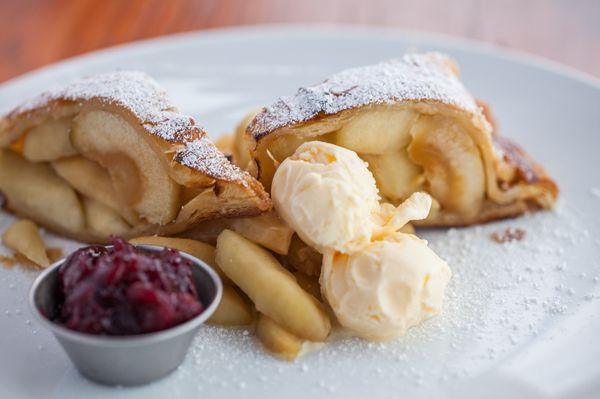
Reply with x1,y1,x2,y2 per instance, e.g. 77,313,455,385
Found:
56,238,203,335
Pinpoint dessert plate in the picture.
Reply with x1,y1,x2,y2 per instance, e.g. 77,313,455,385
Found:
1,25,599,399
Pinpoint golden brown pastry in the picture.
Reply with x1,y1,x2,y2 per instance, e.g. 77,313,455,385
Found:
243,53,558,226
0,71,270,241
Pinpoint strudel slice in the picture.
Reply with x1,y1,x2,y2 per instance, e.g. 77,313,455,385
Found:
242,53,558,226
0,71,270,241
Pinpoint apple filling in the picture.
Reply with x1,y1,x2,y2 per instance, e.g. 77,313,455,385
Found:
0,111,263,242
0,149,85,234
71,110,180,225
0,114,167,241
251,105,493,224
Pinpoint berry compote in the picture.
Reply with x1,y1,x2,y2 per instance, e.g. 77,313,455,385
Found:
56,238,204,335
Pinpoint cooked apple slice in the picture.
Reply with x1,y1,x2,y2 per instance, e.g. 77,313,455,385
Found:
22,117,77,161
52,156,115,204
181,211,293,255
180,217,230,246
71,110,180,225
255,314,304,361
52,156,140,225
408,115,485,219
46,247,63,263
232,110,260,173
0,149,85,236
333,107,418,154
208,285,255,326
361,150,424,204
227,211,293,255
13,254,42,269
215,230,331,341
265,134,308,166
2,219,49,268
83,197,131,239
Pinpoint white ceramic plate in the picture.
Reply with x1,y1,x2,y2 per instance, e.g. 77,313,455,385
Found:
1,26,599,399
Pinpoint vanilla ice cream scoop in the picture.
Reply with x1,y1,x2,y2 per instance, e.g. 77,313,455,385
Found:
321,233,451,341
272,141,451,341
271,141,379,253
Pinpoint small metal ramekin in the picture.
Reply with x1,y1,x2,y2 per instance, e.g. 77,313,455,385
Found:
29,245,223,386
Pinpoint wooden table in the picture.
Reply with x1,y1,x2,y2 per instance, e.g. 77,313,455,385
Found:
1,0,599,82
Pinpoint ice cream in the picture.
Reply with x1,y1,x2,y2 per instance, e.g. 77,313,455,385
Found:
271,141,451,341
372,192,432,240
321,233,451,340
271,141,379,253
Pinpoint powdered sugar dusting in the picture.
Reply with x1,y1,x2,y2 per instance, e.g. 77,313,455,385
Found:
250,53,480,138
175,136,248,184
7,71,254,183
9,71,202,142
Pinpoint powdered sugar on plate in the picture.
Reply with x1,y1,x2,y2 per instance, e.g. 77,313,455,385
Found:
151,201,600,397
249,53,481,138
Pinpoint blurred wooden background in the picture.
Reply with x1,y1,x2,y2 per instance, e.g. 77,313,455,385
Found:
1,0,599,82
